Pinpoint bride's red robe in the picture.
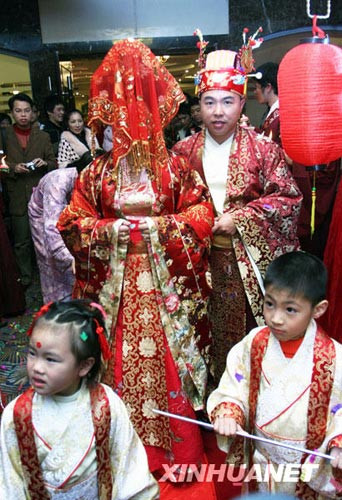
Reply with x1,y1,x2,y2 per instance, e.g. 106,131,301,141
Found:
58,151,214,472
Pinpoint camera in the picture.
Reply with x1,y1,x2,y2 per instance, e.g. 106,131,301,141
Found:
26,161,36,171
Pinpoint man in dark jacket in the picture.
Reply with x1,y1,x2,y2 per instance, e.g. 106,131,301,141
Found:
41,95,65,157
1,93,56,287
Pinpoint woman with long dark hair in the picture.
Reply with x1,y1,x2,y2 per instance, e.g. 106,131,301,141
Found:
57,109,99,168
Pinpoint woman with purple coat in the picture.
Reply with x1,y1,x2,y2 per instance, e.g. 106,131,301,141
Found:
28,167,78,302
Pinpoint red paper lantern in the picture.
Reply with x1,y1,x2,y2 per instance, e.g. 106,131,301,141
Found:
278,39,342,165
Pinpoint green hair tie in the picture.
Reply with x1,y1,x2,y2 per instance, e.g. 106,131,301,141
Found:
80,331,88,342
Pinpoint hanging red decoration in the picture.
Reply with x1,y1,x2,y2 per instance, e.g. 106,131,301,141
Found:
278,29,342,166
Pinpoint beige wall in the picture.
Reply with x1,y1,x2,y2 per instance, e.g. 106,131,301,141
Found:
0,54,32,113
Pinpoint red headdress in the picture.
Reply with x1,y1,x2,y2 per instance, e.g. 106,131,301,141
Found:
88,39,185,185
195,27,263,97
198,49,246,96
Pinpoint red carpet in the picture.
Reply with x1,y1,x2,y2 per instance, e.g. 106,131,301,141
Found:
159,430,242,500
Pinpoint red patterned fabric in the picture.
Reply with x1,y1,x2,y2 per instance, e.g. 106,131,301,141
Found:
304,327,335,451
13,388,49,500
258,108,281,146
58,151,214,471
295,326,335,498
13,384,112,498
173,128,301,326
59,39,214,471
88,38,184,187
249,327,270,434
248,326,335,497
198,68,245,96
209,401,246,428
58,152,213,341
208,244,247,383
89,384,112,499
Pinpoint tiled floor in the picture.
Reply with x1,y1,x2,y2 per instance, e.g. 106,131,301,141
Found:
0,274,43,408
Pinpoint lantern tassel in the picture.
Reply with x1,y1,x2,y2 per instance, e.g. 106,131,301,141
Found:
310,170,316,238
312,15,326,39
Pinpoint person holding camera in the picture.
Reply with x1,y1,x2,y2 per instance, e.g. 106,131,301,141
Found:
0,93,56,289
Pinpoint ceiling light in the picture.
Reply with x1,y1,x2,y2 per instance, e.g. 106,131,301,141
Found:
157,55,170,64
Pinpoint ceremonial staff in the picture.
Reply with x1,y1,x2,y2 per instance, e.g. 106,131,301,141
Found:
152,408,332,461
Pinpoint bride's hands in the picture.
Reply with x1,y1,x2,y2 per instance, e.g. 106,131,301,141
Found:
117,220,131,244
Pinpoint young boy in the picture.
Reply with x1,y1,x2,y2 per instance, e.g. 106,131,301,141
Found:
208,251,342,497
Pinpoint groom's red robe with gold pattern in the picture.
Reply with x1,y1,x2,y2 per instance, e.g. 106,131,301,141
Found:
173,126,302,381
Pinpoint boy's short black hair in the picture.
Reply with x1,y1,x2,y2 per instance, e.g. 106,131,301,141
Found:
264,251,327,306
255,62,279,95
8,93,33,111
44,94,64,114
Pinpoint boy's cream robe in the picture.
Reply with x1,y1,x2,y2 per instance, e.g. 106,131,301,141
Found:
207,321,342,498
0,383,159,499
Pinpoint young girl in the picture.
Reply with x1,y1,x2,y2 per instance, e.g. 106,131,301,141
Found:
0,300,159,499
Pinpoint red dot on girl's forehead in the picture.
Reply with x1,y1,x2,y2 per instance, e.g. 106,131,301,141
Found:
36,341,42,348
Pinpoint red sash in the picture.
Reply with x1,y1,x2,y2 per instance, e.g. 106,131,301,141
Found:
249,326,335,497
13,383,112,499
